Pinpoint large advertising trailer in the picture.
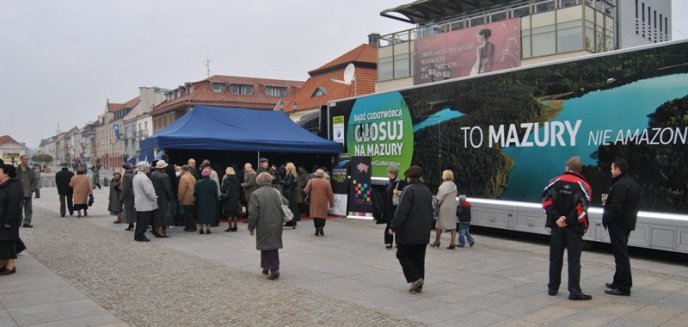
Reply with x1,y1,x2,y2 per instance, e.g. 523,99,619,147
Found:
327,40,688,253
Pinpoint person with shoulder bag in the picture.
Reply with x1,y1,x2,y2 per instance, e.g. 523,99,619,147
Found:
383,165,406,249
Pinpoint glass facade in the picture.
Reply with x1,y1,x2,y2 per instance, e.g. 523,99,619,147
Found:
377,0,617,82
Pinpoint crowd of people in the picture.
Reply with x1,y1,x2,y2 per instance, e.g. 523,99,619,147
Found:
0,153,641,301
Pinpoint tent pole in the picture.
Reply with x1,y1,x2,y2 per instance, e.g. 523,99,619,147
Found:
257,151,260,167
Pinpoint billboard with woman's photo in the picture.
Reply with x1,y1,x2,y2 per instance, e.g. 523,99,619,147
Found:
413,18,521,85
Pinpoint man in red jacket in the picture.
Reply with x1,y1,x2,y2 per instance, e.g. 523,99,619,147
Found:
542,156,592,300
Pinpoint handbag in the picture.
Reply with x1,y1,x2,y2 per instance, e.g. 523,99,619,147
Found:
274,189,293,222
391,181,401,206
88,194,94,207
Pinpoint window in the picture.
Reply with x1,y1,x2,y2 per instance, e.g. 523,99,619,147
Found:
312,87,327,97
230,84,253,95
531,25,556,57
265,86,287,97
557,21,583,52
212,83,224,93
378,56,393,81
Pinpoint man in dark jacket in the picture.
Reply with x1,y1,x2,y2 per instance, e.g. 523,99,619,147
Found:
150,160,173,238
389,165,433,294
603,158,641,296
55,163,74,217
17,155,36,227
542,156,592,300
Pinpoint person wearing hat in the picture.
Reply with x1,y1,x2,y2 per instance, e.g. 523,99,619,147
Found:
150,160,173,238
257,158,270,175
389,165,433,294
303,169,334,236
108,172,123,223
55,163,74,217
69,167,92,218
119,163,137,231
132,161,157,242
195,167,218,234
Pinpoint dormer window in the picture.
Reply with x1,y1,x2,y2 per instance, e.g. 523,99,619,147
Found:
212,83,225,93
312,86,327,97
265,86,287,97
231,84,254,95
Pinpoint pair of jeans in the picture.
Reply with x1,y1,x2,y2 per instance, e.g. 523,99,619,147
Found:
548,226,584,294
20,197,33,225
458,222,474,246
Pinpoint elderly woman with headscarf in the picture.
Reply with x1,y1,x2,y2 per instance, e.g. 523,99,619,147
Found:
195,167,218,234
303,169,334,236
220,167,240,232
248,172,287,280
69,167,92,218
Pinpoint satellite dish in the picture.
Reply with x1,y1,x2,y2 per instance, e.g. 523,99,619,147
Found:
343,63,356,84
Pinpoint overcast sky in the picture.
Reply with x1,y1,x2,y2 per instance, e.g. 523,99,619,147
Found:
2,0,687,148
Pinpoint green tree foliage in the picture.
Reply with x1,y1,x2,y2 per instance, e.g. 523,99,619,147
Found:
32,153,53,163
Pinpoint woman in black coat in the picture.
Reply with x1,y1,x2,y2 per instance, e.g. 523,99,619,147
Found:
0,164,23,275
221,167,240,232
281,162,300,228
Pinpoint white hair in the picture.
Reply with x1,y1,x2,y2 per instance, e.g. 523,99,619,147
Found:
136,161,149,172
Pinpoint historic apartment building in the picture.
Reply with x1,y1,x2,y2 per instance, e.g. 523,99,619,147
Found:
151,75,304,133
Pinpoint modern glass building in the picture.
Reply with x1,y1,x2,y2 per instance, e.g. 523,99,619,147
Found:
375,0,671,90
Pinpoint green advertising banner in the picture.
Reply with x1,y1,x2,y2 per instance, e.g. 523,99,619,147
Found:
346,92,414,178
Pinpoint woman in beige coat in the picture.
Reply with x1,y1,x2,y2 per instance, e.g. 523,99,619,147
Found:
432,170,458,249
303,169,333,236
69,168,92,218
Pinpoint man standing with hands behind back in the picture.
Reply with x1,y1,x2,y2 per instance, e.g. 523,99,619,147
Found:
603,158,640,296
17,155,36,228
542,156,592,300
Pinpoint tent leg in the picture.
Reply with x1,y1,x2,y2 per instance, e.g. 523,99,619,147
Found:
257,151,260,167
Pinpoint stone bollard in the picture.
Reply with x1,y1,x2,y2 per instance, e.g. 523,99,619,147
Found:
103,177,110,187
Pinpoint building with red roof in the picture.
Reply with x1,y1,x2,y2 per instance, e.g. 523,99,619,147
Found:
0,135,26,165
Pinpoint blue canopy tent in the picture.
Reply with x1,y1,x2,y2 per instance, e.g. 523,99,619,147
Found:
139,106,341,161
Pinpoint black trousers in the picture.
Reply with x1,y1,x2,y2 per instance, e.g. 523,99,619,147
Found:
183,205,196,230
384,221,394,245
135,210,153,240
59,193,74,217
396,244,427,283
313,217,326,228
549,226,584,294
608,224,632,292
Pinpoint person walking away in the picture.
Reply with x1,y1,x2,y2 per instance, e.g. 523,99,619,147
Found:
297,165,309,215
248,172,287,280
32,164,42,198
132,162,157,242
178,166,197,232
199,160,220,226
108,172,123,223
161,155,179,229
241,163,257,217
432,170,458,249
69,167,92,218
220,167,240,232
456,194,475,247
55,163,74,217
281,162,300,228
16,155,36,228
389,165,433,293
542,156,593,300
0,164,23,276
383,165,406,249
603,158,641,296
119,164,136,231
92,159,102,189
150,160,173,238
303,169,333,236
195,168,218,234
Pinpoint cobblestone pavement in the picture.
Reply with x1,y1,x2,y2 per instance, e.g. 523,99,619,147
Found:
9,185,688,326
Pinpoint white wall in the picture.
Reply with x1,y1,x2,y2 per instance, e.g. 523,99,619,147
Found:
618,0,671,48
